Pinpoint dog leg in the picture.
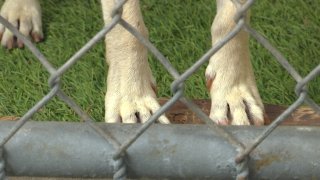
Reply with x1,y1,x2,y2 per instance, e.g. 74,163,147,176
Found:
0,0,43,49
206,0,264,125
101,0,169,123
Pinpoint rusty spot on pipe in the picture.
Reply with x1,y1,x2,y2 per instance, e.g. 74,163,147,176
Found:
255,154,281,171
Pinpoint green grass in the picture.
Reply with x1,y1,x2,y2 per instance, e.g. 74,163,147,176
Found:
0,0,319,121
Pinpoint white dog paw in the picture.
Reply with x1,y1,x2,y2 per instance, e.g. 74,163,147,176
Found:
105,92,169,124
0,0,43,49
104,69,169,124
206,52,265,126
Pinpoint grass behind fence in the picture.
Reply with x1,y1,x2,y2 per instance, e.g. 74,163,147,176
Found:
0,0,319,121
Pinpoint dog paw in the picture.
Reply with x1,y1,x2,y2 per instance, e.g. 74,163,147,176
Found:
206,53,265,126
0,0,43,49
104,67,169,124
105,92,169,124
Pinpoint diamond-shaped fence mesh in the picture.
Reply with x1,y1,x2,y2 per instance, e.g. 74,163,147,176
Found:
0,0,319,179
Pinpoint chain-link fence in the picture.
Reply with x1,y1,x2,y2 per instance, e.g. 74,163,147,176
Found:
0,0,320,179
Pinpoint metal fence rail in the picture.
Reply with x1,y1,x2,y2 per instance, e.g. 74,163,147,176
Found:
0,0,319,179
1,122,320,179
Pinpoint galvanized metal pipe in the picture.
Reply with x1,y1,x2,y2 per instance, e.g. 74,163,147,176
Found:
0,121,319,179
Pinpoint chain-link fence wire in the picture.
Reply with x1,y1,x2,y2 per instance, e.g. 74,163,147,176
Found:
0,0,319,179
